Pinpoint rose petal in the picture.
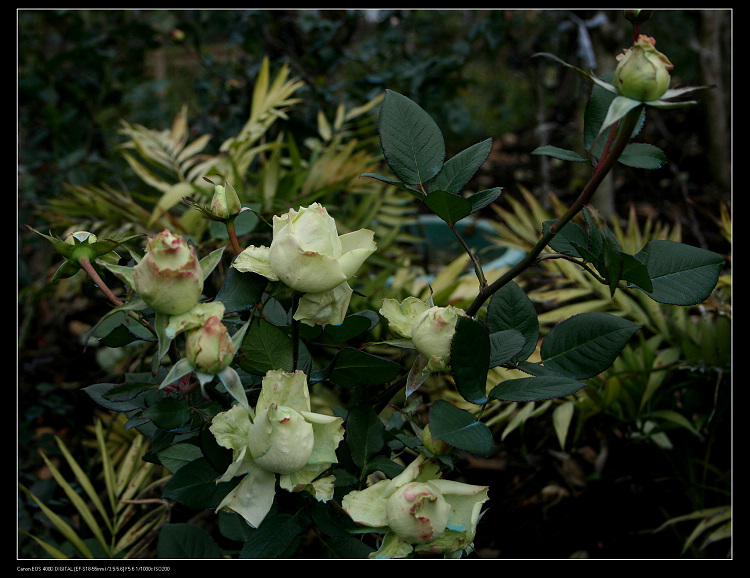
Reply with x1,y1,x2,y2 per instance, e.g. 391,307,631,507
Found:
232,245,278,281
210,403,252,452
294,282,353,326
337,229,377,278
215,464,277,528
379,297,430,338
429,479,489,534
341,479,391,528
269,233,347,293
301,411,344,465
255,369,311,414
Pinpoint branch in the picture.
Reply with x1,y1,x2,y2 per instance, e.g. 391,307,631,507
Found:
464,105,643,317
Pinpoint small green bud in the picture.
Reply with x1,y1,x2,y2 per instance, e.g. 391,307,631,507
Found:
209,183,242,219
623,10,654,25
613,34,673,102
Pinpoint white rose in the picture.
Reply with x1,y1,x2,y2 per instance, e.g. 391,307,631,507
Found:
233,203,376,294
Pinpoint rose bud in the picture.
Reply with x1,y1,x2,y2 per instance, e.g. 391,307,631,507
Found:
133,229,204,315
613,34,674,102
209,183,242,220
185,315,235,375
410,305,466,372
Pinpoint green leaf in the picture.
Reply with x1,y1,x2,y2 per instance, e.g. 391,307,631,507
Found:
515,361,564,377
215,267,267,313
450,316,490,404
157,523,222,559
621,252,653,292
346,403,385,469
360,172,424,198
239,513,307,559
489,329,526,368
468,187,504,213
599,95,643,137
428,400,494,457
487,281,539,362
322,537,376,559
157,442,203,473
583,207,603,258
97,324,147,347
430,138,492,193
142,397,192,431
633,240,724,305
236,318,294,375
162,458,237,510
200,424,233,476
540,312,640,379
199,245,225,281
543,219,588,258
531,145,588,163
552,400,575,450
489,375,586,402
600,234,623,297
83,378,161,414
329,347,400,387
584,74,642,152
618,142,667,169
423,189,471,226
324,311,379,343
378,89,445,186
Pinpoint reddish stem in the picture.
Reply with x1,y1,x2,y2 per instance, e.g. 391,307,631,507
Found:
78,257,124,307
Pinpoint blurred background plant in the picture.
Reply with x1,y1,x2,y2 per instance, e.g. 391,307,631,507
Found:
18,9,730,558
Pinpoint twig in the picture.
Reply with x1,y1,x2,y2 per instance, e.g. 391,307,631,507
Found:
465,106,643,317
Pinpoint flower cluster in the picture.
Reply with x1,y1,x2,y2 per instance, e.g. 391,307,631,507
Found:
98,203,490,556
232,203,376,325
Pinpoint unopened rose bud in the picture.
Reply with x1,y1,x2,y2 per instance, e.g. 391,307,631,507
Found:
410,305,465,370
209,183,242,220
613,34,673,102
386,481,451,545
185,316,235,374
133,229,204,315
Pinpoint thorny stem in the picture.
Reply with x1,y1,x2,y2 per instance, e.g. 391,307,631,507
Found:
464,105,643,318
